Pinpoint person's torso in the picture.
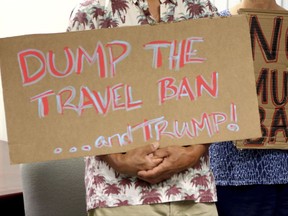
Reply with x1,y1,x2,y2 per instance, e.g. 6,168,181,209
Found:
68,0,219,210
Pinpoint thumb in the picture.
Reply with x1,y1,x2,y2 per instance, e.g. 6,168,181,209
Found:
151,142,160,151
144,142,159,154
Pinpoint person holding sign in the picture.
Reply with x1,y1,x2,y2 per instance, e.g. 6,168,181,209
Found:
67,0,219,216
209,1,288,216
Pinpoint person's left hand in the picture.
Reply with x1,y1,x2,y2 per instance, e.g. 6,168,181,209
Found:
137,144,209,184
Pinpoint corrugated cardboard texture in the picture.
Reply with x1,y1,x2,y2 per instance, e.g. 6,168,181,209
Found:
0,15,260,163
236,9,288,149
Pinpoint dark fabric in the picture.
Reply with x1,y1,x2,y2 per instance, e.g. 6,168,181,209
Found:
0,193,25,215
215,184,288,216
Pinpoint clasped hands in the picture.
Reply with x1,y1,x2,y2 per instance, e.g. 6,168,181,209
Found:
99,142,209,184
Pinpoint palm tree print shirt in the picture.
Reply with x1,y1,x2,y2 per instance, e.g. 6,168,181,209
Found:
67,0,219,210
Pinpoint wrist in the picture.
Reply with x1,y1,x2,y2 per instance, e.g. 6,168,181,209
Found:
185,143,208,153
185,144,209,167
99,153,126,173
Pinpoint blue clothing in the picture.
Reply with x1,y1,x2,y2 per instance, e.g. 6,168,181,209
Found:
209,10,288,186
210,141,288,185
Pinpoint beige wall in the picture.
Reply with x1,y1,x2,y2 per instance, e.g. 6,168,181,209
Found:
0,140,22,195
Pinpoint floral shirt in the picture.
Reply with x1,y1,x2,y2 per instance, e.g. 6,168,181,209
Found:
209,10,288,186
67,0,219,211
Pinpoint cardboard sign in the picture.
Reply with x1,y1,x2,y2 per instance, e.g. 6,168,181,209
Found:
0,15,261,164
236,9,288,149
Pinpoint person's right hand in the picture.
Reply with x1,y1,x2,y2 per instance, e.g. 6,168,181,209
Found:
137,144,208,184
98,142,166,176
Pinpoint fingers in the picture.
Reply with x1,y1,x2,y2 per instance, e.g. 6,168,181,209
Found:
131,142,160,155
153,148,169,158
145,155,163,170
138,161,168,178
137,166,160,178
137,164,173,184
149,141,160,152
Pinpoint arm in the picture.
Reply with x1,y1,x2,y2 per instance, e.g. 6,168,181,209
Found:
137,144,209,184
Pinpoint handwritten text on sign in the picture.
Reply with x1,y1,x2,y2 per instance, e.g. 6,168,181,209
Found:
236,10,288,149
21,38,212,115
0,15,261,163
